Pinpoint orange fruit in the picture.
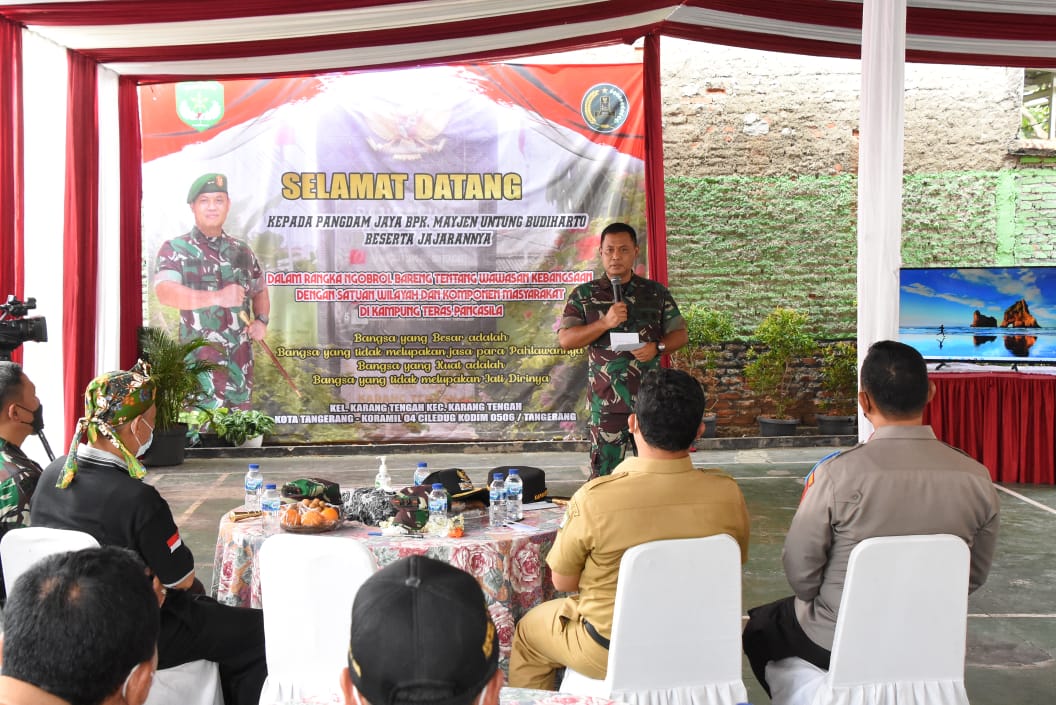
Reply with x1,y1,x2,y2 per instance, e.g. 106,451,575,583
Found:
321,507,339,523
282,506,301,527
301,510,325,527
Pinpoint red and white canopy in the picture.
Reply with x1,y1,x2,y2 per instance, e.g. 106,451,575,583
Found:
2,0,1056,81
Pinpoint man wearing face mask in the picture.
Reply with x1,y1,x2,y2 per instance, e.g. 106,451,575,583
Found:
0,361,46,606
31,362,267,705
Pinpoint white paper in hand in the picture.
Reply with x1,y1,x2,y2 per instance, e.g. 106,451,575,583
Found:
610,332,644,352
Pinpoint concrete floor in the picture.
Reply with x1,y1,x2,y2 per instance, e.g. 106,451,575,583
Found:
147,445,1056,704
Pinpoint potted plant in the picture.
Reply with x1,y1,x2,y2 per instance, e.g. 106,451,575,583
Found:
672,306,735,438
743,308,815,436
817,340,858,435
138,326,220,466
209,407,276,447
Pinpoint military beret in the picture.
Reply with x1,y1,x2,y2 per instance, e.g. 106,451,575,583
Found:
187,173,228,203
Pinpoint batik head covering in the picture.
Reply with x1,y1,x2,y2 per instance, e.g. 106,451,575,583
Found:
57,361,157,489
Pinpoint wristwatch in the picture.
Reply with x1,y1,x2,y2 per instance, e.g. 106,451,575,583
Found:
657,341,667,353
254,314,269,325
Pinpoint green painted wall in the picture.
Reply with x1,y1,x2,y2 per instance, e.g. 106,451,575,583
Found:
665,169,1054,339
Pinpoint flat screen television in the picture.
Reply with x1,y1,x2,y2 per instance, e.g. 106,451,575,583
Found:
899,266,1056,363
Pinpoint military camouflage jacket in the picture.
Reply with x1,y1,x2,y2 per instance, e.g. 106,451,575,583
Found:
155,227,264,352
0,438,42,533
561,274,685,418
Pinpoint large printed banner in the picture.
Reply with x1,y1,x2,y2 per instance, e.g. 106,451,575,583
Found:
140,63,647,444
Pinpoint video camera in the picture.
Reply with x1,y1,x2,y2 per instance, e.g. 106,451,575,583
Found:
0,296,48,361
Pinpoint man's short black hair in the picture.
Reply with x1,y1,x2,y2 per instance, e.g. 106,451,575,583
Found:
860,340,930,418
1,546,160,705
0,361,25,407
634,368,705,451
599,222,638,247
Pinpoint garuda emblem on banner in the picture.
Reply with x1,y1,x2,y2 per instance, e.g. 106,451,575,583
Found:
175,81,225,132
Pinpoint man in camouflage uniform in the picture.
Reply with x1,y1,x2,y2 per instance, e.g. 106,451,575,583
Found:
155,173,270,410
558,222,687,476
0,362,45,604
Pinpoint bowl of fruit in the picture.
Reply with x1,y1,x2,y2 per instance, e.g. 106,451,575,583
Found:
280,498,344,533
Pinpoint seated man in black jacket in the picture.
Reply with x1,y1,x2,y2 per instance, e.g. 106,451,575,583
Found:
31,362,267,705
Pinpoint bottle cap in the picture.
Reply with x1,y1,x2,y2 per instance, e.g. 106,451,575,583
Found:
432,483,444,490
418,462,428,468
508,468,519,475
249,463,260,470
493,473,505,481
265,483,276,489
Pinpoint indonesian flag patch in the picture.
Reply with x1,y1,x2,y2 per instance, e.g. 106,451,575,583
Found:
166,531,183,553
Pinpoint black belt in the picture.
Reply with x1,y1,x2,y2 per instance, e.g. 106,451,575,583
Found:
583,619,610,649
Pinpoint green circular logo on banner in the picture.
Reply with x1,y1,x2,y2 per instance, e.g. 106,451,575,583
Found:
581,83,629,134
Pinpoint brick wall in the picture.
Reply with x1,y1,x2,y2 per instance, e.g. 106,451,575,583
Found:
659,39,1056,342
652,40,1056,434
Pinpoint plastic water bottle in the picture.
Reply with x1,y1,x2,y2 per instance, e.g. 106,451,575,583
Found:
488,473,507,527
375,456,392,491
413,461,430,486
244,463,263,510
505,468,524,522
426,485,447,534
261,483,281,533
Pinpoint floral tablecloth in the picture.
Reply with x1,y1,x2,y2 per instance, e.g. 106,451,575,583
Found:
212,506,565,666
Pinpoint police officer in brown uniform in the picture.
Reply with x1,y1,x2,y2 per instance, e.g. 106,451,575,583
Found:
742,340,1001,696
508,368,750,690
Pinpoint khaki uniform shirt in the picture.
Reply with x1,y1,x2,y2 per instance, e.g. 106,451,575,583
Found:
784,425,1000,649
546,455,751,637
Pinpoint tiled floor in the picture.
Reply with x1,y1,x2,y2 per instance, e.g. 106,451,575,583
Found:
149,445,1055,704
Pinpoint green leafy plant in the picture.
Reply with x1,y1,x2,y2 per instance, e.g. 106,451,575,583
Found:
138,327,221,432
743,308,815,419
673,306,736,411
209,408,276,446
818,341,858,415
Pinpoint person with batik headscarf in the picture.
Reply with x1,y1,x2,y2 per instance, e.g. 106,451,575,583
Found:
31,362,268,705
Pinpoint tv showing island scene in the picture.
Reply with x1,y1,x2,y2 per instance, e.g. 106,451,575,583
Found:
899,266,1056,363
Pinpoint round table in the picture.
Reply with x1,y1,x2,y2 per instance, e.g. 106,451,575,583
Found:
212,505,566,667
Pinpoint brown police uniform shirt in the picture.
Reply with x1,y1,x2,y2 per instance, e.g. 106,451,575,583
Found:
784,424,1000,650
546,455,751,637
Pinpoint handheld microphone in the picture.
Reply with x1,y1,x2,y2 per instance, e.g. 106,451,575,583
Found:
610,276,622,303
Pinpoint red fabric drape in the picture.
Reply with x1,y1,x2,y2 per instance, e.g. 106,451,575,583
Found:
62,50,99,443
924,372,1056,484
643,31,668,286
118,76,142,368
0,18,25,361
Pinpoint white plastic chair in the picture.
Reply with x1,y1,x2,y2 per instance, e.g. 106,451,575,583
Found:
766,534,972,705
258,534,378,705
560,534,748,705
0,526,100,595
0,526,223,705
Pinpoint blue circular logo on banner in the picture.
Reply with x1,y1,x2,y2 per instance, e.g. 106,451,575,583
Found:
581,83,629,134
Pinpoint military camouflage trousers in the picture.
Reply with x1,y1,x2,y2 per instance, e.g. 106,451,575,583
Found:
588,413,636,478
193,340,254,411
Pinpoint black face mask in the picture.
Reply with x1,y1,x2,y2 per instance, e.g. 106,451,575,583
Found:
16,403,44,434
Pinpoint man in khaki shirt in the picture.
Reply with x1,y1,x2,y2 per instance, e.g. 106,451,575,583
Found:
508,368,751,690
742,340,1000,696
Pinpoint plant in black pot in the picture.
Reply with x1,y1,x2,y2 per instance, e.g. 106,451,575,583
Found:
743,307,815,437
209,408,276,447
817,340,858,436
138,326,220,466
671,305,735,438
